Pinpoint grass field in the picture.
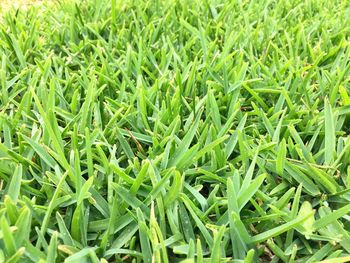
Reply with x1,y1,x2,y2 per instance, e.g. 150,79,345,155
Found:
1,0,350,262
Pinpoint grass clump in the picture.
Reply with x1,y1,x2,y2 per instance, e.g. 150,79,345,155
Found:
1,0,350,262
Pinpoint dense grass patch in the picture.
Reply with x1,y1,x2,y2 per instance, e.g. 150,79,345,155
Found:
1,0,350,262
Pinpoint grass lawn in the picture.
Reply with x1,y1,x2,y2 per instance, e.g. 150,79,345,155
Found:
1,0,350,262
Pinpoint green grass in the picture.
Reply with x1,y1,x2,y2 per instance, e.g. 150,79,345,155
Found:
1,0,350,262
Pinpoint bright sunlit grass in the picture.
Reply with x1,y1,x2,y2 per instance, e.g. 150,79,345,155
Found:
1,0,350,262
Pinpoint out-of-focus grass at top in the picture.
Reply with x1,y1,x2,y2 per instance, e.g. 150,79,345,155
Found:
0,0,44,13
